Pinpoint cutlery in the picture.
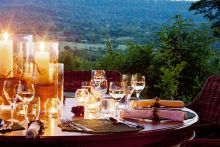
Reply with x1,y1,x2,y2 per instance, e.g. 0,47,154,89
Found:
60,119,93,132
109,117,144,129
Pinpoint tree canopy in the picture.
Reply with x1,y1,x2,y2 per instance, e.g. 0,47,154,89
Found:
190,0,220,36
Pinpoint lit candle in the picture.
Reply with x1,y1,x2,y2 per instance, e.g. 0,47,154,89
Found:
35,42,50,84
0,33,13,77
88,103,96,112
78,97,85,104
49,107,58,118
50,107,57,114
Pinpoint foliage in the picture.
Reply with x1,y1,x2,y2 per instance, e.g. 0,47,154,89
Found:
190,0,220,36
59,49,97,71
155,61,186,99
153,15,218,101
122,43,153,75
59,15,220,103
58,50,75,71
98,51,125,71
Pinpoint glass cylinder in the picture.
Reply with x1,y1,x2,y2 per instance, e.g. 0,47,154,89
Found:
33,42,59,113
10,34,33,78
0,33,13,78
58,63,64,104
19,42,34,82
84,97,100,119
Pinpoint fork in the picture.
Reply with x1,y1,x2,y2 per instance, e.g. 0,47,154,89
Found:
60,119,93,132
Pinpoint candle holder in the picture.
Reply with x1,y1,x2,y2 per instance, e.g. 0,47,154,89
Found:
0,34,33,105
32,42,59,113
0,33,13,78
10,34,33,78
45,98,60,118
75,89,90,106
58,63,64,104
84,99,100,119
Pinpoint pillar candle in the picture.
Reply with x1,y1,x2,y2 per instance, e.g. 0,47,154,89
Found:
0,33,13,77
35,42,50,84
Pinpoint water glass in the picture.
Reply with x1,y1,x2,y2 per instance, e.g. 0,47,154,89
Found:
100,98,115,118
109,82,125,118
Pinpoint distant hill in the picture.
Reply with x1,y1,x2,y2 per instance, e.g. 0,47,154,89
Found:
0,0,205,44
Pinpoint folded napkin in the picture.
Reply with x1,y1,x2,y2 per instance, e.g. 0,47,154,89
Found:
158,100,185,107
130,99,184,108
26,120,45,138
130,99,156,108
120,109,187,121
120,109,153,119
157,110,186,121
0,121,25,133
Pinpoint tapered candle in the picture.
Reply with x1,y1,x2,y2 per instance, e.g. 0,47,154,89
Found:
0,33,13,77
35,42,50,84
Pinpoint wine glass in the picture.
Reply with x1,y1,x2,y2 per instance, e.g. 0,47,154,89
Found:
3,78,20,125
131,74,145,104
17,81,35,126
122,74,134,109
109,82,125,118
91,70,108,95
28,96,40,121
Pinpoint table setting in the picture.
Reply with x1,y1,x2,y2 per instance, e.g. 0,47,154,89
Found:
0,33,198,146
0,69,196,138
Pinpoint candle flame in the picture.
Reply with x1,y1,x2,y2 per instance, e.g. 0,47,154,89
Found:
3,32,8,41
40,42,45,52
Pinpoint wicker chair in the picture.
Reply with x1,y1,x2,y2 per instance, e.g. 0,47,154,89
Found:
187,75,220,138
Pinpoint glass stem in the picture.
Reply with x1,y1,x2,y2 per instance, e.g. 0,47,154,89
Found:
115,101,119,118
126,94,131,109
10,104,14,125
24,104,28,123
136,91,141,100
136,91,141,109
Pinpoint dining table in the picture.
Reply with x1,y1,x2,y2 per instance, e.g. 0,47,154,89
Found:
0,98,198,147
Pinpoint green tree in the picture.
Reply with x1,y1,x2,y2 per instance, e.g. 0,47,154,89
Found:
155,61,186,99
123,43,153,75
59,50,75,71
59,49,96,71
153,15,217,101
98,51,125,71
190,0,220,36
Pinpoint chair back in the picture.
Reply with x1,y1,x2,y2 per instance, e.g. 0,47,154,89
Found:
187,75,220,124
64,70,122,92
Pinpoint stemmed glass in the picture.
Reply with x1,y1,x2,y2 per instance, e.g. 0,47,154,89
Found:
122,74,134,109
91,70,108,95
131,74,145,104
17,81,35,126
109,82,125,118
3,78,20,125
